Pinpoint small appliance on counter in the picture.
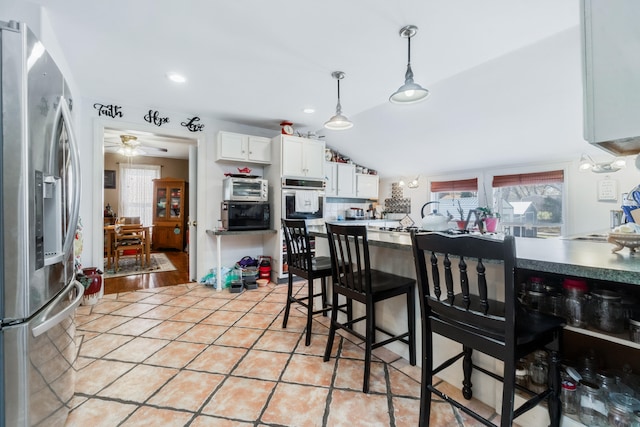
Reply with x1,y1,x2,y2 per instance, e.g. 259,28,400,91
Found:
221,202,270,231
222,176,268,202
346,207,365,220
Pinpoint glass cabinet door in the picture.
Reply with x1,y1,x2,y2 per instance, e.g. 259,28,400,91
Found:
156,187,167,218
170,187,181,218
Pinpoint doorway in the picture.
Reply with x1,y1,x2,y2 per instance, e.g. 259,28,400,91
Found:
98,124,199,289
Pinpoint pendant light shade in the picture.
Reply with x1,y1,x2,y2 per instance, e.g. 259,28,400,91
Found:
389,25,430,104
324,71,353,130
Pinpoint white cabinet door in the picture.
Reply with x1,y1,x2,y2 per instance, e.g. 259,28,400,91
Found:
583,0,640,151
336,163,356,197
356,174,379,199
248,136,271,163
217,131,247,161
281,136,325,178
217,132,271,163
325,162,338,196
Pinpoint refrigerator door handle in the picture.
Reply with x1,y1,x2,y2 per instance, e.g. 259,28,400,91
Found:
53,96,82,260
31,280,84,337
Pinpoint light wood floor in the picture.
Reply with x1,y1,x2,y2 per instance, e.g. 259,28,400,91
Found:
103,250,191,295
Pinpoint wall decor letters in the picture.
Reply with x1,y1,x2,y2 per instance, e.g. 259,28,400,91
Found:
144,109,170,126
93,103,123,118
181,116,205,132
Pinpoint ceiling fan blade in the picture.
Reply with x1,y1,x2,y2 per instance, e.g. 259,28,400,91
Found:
140,145,168,153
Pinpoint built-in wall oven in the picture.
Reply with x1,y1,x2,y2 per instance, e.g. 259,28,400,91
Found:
281,178,325,225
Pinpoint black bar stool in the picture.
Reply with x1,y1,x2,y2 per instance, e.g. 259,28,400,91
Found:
324,223,416,393
411,231,563,427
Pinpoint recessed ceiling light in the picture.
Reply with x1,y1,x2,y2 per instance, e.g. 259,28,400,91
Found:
166,72,186,83
303,107,315,114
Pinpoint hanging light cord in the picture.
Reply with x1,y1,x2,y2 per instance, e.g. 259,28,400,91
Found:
407,35,412,66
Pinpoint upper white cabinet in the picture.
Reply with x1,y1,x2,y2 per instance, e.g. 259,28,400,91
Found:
582,0,640,155
217,131,271,164
356,174,379,200
277,135,325,179
325,162,356,197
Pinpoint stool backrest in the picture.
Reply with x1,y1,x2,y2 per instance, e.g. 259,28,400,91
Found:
282,219,314,275
325,223,372,296
411,232,517,339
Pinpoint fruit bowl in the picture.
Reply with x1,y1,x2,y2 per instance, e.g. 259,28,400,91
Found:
608,232,640,253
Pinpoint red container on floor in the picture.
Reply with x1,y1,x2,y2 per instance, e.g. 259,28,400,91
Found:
259,256,271,280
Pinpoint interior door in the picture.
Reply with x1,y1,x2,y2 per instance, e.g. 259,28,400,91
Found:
188,145,197,281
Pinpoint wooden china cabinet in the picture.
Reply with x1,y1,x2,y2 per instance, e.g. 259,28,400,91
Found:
152,178,189,250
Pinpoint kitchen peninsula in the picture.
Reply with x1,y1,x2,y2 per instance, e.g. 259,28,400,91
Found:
310,225,640,426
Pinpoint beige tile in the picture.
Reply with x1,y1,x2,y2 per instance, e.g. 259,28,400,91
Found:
187,345,248,374
79,314,130,333
98,364,178,403
168,307,212,323
158,285,191,296
251,300,285,315
215,326,263,348
326,389,391,426
437,380,496,420
223,299,259,312
389,366,421,398
78,333,133,359
75,359,136,395
136,293,178,305
120,405,194,426
106,336,169,362
231,349,290,381
261,383,329,427
234,312,277,329
144,340,207,368
116,291,157,302
191,297,229,311
200,309,245,326
281,354,335,387
108,317,162,336
236,290,267,301
201,376,275,421
294,331,337,358
147,370,225,411
163,294,201,307
110,302,157,317
393,396,421,426
91,301,131,315
137,304,185,320
176,323,227,344
65,398,137,427
190,415,254,426
141,320,194,340
333,358,387,394
74,313,104,327
253,330,301,353
276,313,308,332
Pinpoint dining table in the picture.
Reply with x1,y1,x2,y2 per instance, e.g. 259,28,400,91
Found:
104,224,151,270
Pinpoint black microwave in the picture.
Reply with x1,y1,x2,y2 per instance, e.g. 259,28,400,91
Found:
221,202,270,231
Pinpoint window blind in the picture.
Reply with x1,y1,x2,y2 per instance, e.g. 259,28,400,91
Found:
430,178,478,193
492,170,564,188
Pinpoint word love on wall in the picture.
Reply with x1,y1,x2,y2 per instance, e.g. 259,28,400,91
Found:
144,109,169,127
181,116,204,132
93,103,123,118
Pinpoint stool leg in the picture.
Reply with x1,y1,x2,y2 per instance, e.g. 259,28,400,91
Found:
419,320,434,427
500,358,516,427
407,286,416,365
282,273,293,329
321,276,328,316
324,291,339,362
462,346,473,399
548,350,562,427
363,297,375,393
305,278,314,346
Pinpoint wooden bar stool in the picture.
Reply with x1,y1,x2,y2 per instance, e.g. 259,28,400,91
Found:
411,231,563,427
324,223,416,393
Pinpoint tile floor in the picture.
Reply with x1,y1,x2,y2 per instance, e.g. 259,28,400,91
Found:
66,281,509,427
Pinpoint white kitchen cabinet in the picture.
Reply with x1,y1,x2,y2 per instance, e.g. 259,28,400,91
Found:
325,162,356,197
356,174,379,200
582,0,640,155
278,135,325,179
217,131,271,163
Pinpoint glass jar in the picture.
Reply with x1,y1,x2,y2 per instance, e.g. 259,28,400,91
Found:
629,318,640,343
561,380,578,415
515,358,529,388
591,290,624,333
597,370,620,397
579,380,607,426
579,350,601,383
545,291,564,316
563,277,589,328
608,393,640,427
529,350,549,386
524,290,546,313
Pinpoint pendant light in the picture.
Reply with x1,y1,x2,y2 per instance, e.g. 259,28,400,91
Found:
389,25,430,104
324,71,353,130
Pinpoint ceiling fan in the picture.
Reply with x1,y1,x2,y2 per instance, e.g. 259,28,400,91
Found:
105,134,168,157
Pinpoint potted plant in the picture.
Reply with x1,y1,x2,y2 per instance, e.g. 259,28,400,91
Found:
447,200,467,231
476,207,500,233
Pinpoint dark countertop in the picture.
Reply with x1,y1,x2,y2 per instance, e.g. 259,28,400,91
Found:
309,226,640,286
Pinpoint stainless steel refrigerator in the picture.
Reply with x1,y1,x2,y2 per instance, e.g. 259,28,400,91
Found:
1,20,83,427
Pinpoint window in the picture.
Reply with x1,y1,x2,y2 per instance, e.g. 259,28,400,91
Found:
118,164,161,226
492,170,564,238
430,178,478,222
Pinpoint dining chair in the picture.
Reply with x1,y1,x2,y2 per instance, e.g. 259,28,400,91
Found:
324,223,416,393
281,219,337,346
410,231,563,427
113,225,147,272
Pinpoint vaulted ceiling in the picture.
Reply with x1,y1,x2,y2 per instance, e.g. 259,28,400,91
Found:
31,0,586,177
